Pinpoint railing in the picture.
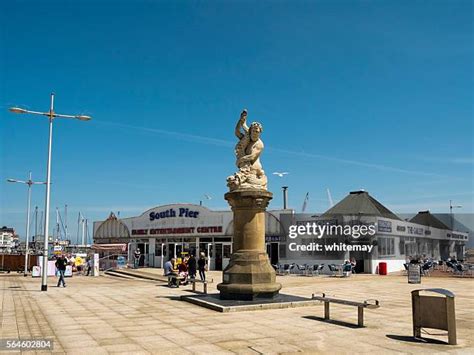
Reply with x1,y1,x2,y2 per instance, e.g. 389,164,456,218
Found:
98,253,128,271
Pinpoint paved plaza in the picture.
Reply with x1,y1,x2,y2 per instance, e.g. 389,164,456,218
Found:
1,271,473,354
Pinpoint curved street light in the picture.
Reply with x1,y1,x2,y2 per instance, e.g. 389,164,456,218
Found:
7,172,46,276
8,93,92,291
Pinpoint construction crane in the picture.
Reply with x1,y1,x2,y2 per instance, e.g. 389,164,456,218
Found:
327,188,334,208
301,192,309,212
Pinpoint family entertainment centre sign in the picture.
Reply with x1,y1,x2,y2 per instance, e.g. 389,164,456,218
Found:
129,205,227,237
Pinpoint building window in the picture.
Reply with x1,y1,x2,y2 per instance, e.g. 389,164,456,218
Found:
279,243,287,258
399,238,405,255
155,243,162,256
405,242,416,257
223,244,232,258
378,237,395,256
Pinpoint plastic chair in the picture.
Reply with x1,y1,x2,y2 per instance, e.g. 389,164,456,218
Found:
317,264,325,275
296,264,307,275
310,264,319,276
328,264,341,277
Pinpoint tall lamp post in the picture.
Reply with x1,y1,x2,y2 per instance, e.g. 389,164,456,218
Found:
9,93,91,291
7,172,46,276
449,200,462,230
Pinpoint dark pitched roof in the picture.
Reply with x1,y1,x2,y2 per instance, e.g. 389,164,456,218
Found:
433,214,472,233
409,211,450,230
322,190,401,220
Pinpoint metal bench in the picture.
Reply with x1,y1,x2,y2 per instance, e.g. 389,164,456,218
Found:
167,274,185,287
190,278,213,294
311,293,380,327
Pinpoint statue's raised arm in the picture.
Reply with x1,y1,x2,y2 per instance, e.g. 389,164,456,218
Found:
235,109,249,139
227,109,268,191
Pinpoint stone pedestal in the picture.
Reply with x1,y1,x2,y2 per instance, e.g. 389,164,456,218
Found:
217,189,282,300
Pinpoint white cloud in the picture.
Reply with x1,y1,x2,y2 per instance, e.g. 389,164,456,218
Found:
94,120,447,178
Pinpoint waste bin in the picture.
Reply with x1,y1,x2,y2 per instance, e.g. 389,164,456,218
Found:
411,288,456,345
32,266,41,277
408,264,421,284
379,262,387,275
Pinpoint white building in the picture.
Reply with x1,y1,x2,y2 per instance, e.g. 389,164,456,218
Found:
280,191,469,273
93,204,287,270
0,226,16,253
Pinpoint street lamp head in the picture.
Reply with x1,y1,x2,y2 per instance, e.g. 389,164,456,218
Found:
75,115,91,121
7,178,17,183
9,107,27,114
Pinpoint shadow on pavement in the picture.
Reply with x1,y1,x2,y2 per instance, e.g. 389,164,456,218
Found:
386,335,448,345
181,289,206,294
302,316,360,329
155,295,182,301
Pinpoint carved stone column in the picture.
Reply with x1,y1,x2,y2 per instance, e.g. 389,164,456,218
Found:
217,189,282,300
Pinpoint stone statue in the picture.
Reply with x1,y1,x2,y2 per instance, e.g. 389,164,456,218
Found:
227,109,268,191
219,110,280,300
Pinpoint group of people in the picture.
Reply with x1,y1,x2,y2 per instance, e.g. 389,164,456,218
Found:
60,253,94,275
164,252,208,287
54,253,94,288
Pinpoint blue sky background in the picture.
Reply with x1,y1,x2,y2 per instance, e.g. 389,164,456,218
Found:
1,0,472,242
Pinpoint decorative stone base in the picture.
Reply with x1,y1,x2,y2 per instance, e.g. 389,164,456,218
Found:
218,188,282,301
181,293,317,312
217,250,282,300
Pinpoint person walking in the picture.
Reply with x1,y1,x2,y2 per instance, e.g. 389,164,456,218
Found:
86,257,93,276
133,248,141,269
55,254,67,287
188,253,197,279
198,252,207,281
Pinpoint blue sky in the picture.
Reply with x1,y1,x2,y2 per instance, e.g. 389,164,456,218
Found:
1,0,472,241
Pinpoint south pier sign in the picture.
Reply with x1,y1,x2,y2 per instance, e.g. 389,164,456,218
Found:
149,207,200,221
